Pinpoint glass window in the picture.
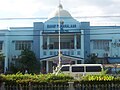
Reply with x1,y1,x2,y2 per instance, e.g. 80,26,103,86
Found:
77,51,80,55
86,66,102,72
61,66,69,71
77,34,81,49
77,60,81,64
43,51,47,55
0,41,3,50
49,35,75,49
71,51,74,55
43,36,47,49
15,41,32,50
93,40,109,50
72,66,84,72
50,51,53,55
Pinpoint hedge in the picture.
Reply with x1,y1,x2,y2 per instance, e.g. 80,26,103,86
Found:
0,73,120,85
0,73,74,85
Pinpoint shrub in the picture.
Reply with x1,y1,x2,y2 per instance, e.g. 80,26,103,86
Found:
0,73,74,85
81,74,114,81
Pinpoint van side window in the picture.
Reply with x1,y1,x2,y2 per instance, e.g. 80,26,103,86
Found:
72,66,84,72
86,66,102,72
61,66,69,71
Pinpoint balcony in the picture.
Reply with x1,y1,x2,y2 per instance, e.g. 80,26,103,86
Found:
43,49,81,57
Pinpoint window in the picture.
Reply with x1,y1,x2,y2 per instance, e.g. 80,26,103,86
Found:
49,35,75,49
0,41,3,50
77,51,80,55
43,51,47,55
50,51,53,55
43,36,47,49
53,42,71,49
86,66,102,72
77,60,81,64
61,66,69,71
93,40,109,50
72,66,84,72
76,34,81,49
71,51,74,55
15,41,32,50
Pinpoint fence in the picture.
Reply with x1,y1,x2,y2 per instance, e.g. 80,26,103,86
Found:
74,82,120,90
0,82,70,90
0,82,120,90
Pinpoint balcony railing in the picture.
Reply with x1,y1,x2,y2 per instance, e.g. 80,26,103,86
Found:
43,49,81,57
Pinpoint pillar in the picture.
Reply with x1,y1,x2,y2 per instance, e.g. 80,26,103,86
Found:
74,34,77,49
46,60,49,73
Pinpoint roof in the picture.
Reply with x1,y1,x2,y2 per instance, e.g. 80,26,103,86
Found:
108,57,120,64
40,54,83,64
48,4,72,19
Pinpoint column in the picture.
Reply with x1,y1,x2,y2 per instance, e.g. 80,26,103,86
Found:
74,34,77,49
47,36,49,49
81,30,84,63
74,34,77,56
46,60,49,73
4,34,9,73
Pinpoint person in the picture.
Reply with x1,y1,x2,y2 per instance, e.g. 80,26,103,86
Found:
25,69,28,74
41,67,46,74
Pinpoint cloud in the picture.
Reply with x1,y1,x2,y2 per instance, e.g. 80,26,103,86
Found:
0,0,51,17
0,0,120,27
0,0,120,18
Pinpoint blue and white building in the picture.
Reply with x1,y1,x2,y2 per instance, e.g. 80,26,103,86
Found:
0,4,120,73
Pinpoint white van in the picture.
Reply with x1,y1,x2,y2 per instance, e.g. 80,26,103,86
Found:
56,64,103,78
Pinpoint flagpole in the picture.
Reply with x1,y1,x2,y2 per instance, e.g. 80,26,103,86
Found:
58,0,61,67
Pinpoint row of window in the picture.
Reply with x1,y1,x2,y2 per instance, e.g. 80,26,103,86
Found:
43,34,81,49
61,66,102,72
43,42,81,49
0,42,3,50
93,40,109,50
15,41,32,50
0,41,32,50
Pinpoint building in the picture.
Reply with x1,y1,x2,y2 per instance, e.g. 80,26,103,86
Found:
0,4,120,73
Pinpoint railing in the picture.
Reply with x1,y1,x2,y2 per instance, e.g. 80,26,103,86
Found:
0,82,69,90
1,82,120,90
43,49,81,57
74,83,120,90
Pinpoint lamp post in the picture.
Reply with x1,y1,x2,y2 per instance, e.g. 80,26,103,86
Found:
58,1,64,68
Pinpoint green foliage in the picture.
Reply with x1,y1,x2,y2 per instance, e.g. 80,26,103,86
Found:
46,73,74,81
0,51,5,60
0,52,5,73
100,69,108,75
81,74,114,81
0,73,74,84
1,73,120,85
85,53,100,64
15,49,40,74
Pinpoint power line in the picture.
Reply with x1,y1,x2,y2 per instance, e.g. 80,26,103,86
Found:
0,15,120,20
0,32,120,36
1,26,120,34
5,27,120,31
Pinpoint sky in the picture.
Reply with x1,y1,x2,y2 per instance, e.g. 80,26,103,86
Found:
0,0,120,28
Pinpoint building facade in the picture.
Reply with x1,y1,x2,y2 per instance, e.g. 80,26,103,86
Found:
0,4,120,73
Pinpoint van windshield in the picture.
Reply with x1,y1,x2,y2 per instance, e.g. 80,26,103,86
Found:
61,66,69,71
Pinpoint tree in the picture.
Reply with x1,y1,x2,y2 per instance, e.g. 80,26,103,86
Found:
85,53,100,64
0,51,5,73
18,49,40,74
